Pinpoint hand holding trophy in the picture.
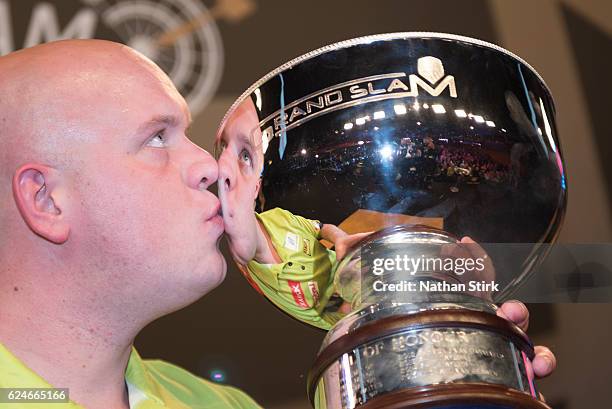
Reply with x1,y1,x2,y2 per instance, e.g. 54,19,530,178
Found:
216,33,565,409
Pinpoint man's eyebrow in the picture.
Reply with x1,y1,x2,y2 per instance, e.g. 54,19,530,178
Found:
135,115,180,134
236,132,257,151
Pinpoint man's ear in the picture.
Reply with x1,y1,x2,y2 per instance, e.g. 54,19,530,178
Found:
254,177,262,200
253,177,262,210
12,164,70,244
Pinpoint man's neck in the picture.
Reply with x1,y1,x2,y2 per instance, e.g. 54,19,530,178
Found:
0,279,137,409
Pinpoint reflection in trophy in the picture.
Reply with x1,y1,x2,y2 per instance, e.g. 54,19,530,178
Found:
216,33,566,408
216,97,369,329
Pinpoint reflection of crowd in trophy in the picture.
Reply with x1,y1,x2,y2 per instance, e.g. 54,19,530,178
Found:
396,133,511,185
400,136,435,159
296,132,514,191
435,146,510,184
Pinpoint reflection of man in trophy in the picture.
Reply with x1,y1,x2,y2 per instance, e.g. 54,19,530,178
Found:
217,98,369,329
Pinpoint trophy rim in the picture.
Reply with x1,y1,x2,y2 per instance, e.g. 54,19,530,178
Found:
216,31,553,140
336,224,461,269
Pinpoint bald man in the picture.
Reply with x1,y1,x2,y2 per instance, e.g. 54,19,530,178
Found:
0,39,555,409
0,40,260,409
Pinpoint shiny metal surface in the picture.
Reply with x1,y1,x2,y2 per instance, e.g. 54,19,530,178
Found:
332,226,500,311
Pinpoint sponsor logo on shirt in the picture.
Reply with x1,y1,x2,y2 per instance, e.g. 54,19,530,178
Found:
302,237,312,256
288,280,310,309
284,232,299,251
308,281,320,305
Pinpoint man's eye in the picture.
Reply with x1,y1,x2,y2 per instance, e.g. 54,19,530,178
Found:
240,149,252,166
147,131,166,148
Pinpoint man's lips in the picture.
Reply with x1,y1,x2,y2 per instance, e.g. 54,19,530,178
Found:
208,214,224,231
205,200,222,221
204,201,225,232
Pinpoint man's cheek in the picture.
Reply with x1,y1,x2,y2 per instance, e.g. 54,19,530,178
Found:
97,187,168,238
234,187,255,209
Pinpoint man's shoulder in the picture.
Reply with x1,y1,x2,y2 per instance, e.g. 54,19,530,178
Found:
142,359,262,409
258,208,319,237
258,207,294,222
256,208,298,238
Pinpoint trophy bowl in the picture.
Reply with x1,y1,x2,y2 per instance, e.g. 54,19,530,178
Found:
215,32,566,409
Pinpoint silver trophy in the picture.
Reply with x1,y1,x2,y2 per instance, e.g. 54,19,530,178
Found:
216,33,565,409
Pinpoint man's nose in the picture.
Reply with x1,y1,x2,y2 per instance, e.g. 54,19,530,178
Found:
185,142,218,192
217,150,236,192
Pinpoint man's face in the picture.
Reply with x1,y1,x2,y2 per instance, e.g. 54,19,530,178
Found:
216,99,263,245
60,49,226,314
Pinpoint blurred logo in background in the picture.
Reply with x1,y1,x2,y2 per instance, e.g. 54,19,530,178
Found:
0,0,256,115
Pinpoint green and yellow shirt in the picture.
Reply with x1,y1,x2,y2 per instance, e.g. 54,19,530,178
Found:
243,208,343,330
0,343,261,409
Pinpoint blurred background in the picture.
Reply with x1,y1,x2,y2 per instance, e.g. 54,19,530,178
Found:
2,0,610,407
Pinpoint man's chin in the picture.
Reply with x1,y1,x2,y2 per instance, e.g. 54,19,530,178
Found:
181,256,227,304
205,249,228,286
214,255,228,287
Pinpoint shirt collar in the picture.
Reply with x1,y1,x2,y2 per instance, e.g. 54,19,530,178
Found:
0,342,80,407
124,346,165,406
0,342,164,408
0,342,56,388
